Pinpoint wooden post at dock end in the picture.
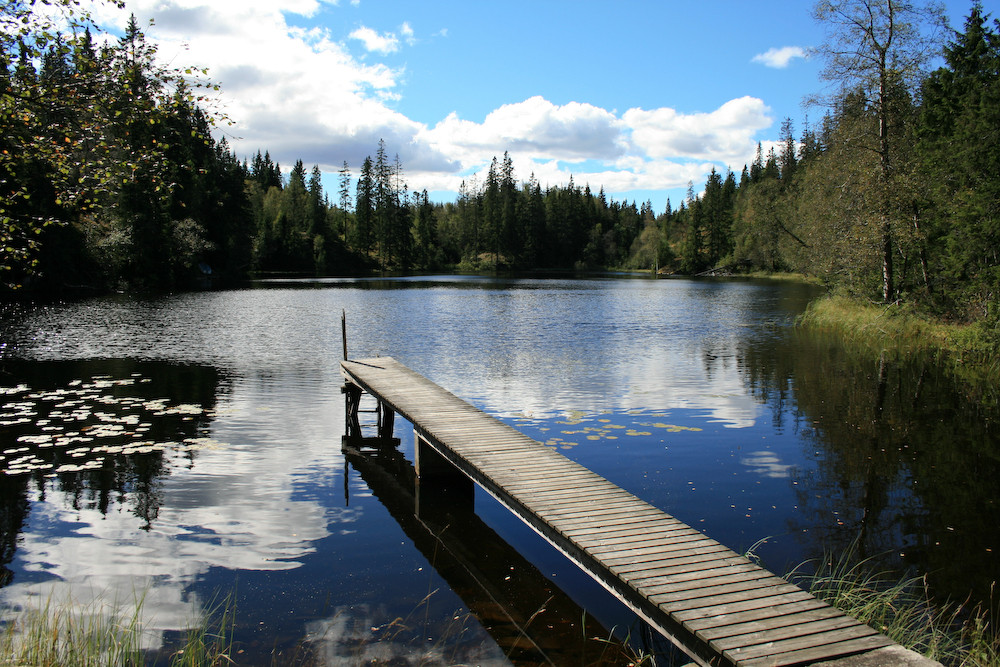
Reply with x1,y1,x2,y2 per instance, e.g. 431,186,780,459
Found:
341,309,348,361
414,430,473,515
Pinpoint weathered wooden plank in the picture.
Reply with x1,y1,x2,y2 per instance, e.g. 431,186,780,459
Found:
695,606,845,642
578,528,707,554
505,478,626,499
682,598,832,632
567,518,693,542
603,544,742,571
670,589,817,622
630,569,788,600
533,496,659,519
652,580,806,610
732,630,894,667
503,478,626,498
711,613,867,651
635,568,782,600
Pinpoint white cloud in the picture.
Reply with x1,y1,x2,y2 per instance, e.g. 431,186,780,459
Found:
349,25,400,54
623,97,772,165
752,46,807,69
99,0,457,174
93,1,777,203
415,96,770,198
423,96,625,165
400,21,415,45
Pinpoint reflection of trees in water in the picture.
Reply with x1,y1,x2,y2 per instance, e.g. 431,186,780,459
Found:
0,476,29,586
738,331,1000,611
0,359,221,582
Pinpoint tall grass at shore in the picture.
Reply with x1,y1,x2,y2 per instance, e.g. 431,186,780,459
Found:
786,549,998,667
0,588,234,666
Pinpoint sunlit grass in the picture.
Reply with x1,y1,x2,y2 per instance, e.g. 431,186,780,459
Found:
798,294,1000,381
742,271,824,284
799,295,955,351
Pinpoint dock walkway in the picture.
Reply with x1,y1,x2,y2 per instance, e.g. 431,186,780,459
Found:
341,357,933,667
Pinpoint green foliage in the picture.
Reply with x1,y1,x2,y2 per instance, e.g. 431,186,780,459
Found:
5,0,996,315
1,0,250,292
697,1,997,335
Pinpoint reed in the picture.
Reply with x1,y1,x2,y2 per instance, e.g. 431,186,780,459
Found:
0,589,145,666
786,549,998,667
0,587,234,666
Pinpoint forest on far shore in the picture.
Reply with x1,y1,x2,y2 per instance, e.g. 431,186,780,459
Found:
2,1,997,338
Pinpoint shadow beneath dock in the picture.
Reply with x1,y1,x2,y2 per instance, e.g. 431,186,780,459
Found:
343,442,651,666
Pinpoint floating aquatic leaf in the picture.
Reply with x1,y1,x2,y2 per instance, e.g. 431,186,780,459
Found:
17,434,51,444
181,436,225,450
155,403,204,416
639,422,703,433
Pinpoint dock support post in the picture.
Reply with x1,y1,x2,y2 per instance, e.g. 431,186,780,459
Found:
342,382,363,442
414,430,473,515
377,401,395,440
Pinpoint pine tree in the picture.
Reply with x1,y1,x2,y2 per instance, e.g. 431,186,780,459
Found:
308,164,324,237
917,1,1000,319
338,161,352,242
353,156,374,254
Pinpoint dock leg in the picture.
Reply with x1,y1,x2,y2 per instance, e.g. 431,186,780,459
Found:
377,401,395,440
342,383,363,444
414,431,474,516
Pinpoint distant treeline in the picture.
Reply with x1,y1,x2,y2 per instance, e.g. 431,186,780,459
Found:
3,1,997,332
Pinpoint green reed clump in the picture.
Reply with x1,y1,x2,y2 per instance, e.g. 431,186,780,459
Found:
168,593,236,667
0,588,235,666
787,551,998,666
0,590,147,666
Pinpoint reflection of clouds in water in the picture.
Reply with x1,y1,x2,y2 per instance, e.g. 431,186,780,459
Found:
417,280,771,430
304,605,511,667
741,450,794,478
461,343,760,429
1,375,351,649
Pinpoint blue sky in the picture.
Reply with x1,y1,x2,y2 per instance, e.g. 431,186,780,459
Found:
96,0,986,212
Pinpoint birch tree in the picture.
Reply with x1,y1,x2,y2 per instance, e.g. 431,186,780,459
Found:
811,0,945,302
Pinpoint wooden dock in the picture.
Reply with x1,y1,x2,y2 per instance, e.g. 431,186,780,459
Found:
341,357,936,667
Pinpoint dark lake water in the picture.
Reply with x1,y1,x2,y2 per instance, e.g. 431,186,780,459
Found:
0,275,997,665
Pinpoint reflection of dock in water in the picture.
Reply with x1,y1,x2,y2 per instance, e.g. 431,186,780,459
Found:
342,357,939,667
343,441,629,666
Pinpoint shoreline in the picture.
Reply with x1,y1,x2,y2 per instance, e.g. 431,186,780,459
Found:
796,293,1000,384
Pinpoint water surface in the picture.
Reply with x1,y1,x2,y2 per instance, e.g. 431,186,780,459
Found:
1,275,996,664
